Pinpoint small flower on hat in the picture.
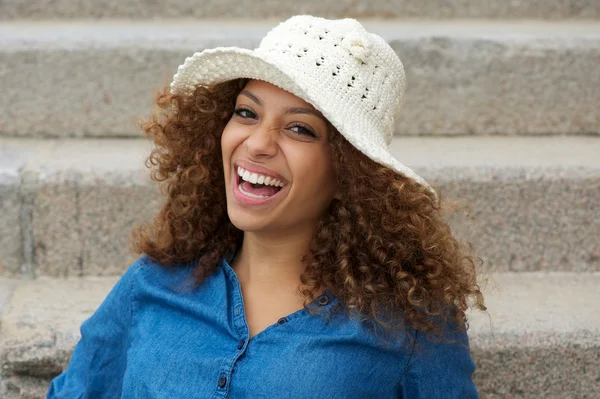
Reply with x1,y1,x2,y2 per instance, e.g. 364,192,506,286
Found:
342,33,372,63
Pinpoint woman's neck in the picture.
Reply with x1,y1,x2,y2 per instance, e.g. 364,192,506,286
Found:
230,230,313,291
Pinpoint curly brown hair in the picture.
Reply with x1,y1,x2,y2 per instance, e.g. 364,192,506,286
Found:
131,78,487,350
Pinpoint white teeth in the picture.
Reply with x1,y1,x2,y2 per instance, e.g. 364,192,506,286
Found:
239,183,270,199
237,166,285,187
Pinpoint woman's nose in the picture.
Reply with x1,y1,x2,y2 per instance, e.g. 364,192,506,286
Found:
244,124,279,158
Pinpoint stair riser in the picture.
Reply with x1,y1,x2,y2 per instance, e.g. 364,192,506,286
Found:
2,345,598,399
1,168,598,277
471,345,600,399
2,24,600,137
1,0,599,19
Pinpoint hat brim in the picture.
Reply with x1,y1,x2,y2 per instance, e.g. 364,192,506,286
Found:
171,47,308,101
170,47,435,199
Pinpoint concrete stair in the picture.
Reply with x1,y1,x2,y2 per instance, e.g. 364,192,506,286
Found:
1,3,599,398
1,272,599,398
1,0,599,19
1,20,600,137
1,136,598,278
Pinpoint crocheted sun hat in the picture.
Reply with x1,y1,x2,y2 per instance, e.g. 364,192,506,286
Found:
170,15,434,197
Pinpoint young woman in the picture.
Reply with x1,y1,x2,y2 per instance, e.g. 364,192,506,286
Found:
47,15,486,398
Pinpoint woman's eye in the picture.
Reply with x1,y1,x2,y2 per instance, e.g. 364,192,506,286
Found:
232,108,315,137
233,108,257,119
289,124,316,137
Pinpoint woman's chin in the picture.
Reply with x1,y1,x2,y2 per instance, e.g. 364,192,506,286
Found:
229,219,269,234
226,206,273,233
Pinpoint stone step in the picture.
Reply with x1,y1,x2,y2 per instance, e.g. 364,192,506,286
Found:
1,0,599,20
1,136,599,278
1,20,599,138
1,271,598,398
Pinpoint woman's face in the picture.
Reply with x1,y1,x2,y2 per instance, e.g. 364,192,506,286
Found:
221,79,337,235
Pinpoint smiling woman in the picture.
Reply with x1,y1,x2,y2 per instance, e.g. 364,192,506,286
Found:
47,15,487,399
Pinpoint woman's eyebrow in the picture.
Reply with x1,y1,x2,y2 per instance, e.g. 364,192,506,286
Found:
240,90,323,119
284,107,323,118
239,90,261,105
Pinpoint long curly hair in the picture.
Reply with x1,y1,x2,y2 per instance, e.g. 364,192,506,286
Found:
131,78,487,349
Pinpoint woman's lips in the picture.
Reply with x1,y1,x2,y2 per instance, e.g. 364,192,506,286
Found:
232,168,287,206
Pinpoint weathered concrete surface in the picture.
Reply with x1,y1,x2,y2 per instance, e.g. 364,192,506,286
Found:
29,171,160,278
1,136,599,277
0,138,161,278
467,272,600,399
0,272,598,398
390,136,600,272
0,278,17,321
0,167,22,276
0,278,19,398
1,21,599,137
1,375,49,399
0,0,599,19
0,279,17,397
0,275,119,398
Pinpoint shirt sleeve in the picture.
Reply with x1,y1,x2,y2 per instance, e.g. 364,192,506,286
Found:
397,322,480,399
46,258,143,399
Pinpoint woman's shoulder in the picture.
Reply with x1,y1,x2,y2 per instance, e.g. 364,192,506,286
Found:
124,253,222,295
119,254,161,285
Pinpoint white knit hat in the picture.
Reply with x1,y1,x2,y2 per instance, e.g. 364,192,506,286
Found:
170,15,434,197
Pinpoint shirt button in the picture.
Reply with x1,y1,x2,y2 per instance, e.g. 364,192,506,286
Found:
235,306,242,316
218,375,227,388
317,294,329,306
237,340,245,349
277,317,287,324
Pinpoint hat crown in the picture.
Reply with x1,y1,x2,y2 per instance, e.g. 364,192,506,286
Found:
254,15,406,146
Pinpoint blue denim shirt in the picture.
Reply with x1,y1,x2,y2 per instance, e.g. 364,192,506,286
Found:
47,252,479,398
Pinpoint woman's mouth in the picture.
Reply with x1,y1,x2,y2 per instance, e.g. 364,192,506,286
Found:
232,166,286,205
